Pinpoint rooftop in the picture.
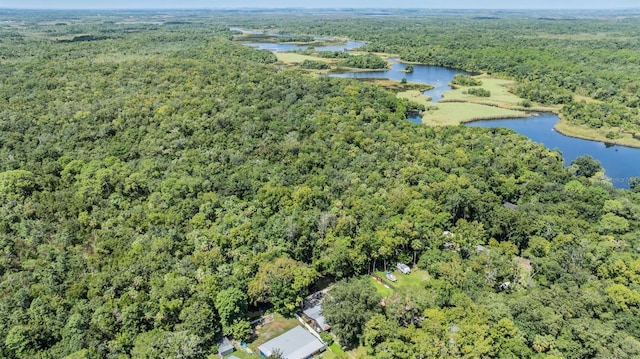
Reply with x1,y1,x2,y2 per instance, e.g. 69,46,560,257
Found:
302,304,329,331
218,337,234,354
258,326,325,359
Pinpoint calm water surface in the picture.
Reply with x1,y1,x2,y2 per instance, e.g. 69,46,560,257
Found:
244,40,367,53
466,114,639,188
331,58,465,103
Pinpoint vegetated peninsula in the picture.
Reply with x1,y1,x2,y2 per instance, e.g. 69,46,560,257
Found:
0,8,640,359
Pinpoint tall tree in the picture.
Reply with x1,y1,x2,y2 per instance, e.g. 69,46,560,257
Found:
247,257,318,313
322,277,382,349
215,288,250,340
571,155,602,177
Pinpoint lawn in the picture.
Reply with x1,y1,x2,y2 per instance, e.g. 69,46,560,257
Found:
223,349,254,359
374,267,430,292
370,276,394,298
394,269,430,290
320,342,349,359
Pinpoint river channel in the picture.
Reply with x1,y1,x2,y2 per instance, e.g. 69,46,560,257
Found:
242,35,639,188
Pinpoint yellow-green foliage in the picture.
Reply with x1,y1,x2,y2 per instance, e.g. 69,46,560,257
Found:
424,102,528,126
444,77,557,112
397,90,433,106
276,52,333,64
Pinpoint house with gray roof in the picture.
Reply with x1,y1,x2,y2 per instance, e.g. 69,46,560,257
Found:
258,326,325,359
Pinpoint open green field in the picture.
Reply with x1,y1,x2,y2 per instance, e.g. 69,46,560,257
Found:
394,269,430,290
397,89,433,106
423,102,529,126
398,76,559,126
445,78,519,105
414,76,640,147
442,77,558,112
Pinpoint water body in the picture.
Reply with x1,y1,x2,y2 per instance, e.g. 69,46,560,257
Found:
466,114,639,188
407,114,423,124
331,58,466,103
244,40,367,53
234,27,367,52
241,38,640,189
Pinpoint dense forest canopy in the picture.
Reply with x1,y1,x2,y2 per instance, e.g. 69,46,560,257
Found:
0,9,639,359
230,10,640,140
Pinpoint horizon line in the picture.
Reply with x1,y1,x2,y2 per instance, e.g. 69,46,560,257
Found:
2,7,640,11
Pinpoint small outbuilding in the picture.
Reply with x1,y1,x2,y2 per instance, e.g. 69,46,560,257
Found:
302,305,330,332
258,326,325,359
218,337,235,356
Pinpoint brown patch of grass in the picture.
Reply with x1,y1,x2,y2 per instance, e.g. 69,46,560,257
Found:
251,313,300,347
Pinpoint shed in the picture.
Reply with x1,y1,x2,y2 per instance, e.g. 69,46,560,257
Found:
258,326,325,359
218,337,235,356
302,305,330,332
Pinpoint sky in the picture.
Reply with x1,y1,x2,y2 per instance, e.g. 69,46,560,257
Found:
1,0,639,10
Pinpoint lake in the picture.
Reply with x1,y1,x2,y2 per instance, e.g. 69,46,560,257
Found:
331,58,466,103
466,115,639,188
244,40,367,53
241,37,640,189
234,27,367,52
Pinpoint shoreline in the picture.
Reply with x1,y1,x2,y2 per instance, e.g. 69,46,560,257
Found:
553,114,640,149
454,112,531,124
458,107,640,149
246,38,640,149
